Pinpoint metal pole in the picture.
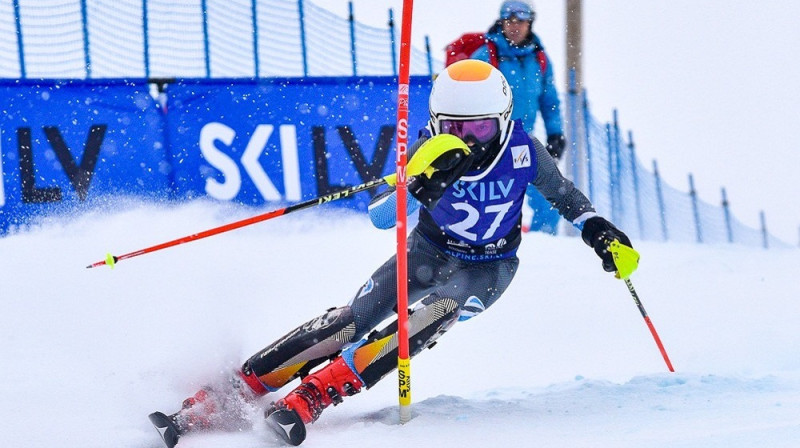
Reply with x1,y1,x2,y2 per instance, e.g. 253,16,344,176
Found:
201,0,211,77
388,8,397,76
628,131,644,240
252,0,260,77
348,1,357,76
653,160,669,241
298,0,308,76
565,0,582,92
688,173,702,243
760,211,769,249
581,87,593,200
80,0,91,77
143,0,150,78
13,0,26,78
425,35,433,76
721,187,733,243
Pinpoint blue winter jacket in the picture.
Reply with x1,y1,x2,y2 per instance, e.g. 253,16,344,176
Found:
471,30,563,137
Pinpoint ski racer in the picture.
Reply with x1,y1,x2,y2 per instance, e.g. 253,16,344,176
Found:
149,59,637,447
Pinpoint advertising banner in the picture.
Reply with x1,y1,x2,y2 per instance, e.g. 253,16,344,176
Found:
164,76,431,211
0,80,168,233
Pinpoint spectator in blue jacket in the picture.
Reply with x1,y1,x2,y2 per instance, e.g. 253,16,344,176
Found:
471,1,565,235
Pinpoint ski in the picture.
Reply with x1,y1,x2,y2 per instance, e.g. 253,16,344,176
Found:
265,407,307,446
148,411,182,448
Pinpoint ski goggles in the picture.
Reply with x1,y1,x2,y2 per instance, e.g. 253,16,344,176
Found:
500,1,533,21
440,118,500,145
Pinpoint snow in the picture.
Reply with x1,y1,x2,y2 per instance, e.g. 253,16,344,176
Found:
1,200,798,448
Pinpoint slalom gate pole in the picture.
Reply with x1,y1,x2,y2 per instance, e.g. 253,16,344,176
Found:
85,178,387,269
395,0,414,425
623,278,675,372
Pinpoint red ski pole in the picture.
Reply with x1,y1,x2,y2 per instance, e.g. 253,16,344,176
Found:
85,178,386,269
623,277,675,372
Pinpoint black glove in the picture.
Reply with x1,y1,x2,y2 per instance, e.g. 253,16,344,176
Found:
546,134,566,160
581,216,633,273
409,149,474,210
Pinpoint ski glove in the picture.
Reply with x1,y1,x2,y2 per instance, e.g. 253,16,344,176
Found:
409,146,474,210
581,216,635,274
546,134,566,160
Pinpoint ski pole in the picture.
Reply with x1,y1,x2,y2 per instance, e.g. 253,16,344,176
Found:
623,277,675,372
86,178,387,269
86,135,469,270
609,240,675,372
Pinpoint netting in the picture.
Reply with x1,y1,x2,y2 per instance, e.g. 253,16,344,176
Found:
2,0,440,78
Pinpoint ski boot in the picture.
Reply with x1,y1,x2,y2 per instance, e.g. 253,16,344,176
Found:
149,369,269,448
265,356,363,446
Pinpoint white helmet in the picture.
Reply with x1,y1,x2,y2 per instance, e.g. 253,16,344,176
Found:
429,59,514,151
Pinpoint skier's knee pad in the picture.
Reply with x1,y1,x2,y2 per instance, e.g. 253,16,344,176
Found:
243,306,356,391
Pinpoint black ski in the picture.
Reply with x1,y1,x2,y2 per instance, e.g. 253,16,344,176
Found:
265,407,307,446
148,411,182,448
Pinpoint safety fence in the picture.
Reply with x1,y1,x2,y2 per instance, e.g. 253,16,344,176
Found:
566,74,789,249
0,1,791,248
0,0,438,79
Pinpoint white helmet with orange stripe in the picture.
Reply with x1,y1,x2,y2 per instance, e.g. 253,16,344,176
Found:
429,59,514,155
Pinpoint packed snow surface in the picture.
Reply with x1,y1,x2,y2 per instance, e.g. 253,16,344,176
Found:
1,201,798,447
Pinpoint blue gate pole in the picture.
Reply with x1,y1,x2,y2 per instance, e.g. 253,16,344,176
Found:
688,173,703,243
628,131,644,239
721,187,733,243
298,0,308,76
80,0,91,77
581,88,593,201
251,0,260,77
425,35,433,76
760,211,769,249
201,0,211,77
13,0,26,78
388,8,397,76
143,0,150,78
653,160,669,241
348,1,357,76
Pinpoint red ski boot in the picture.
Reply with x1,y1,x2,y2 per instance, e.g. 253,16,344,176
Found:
150,369,269,448
265,357,363,445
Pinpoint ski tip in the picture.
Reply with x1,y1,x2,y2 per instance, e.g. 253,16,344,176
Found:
148,411,181,448
266,408,307,446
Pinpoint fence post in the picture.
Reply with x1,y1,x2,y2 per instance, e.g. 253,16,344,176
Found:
13,0,26,78
612,109,623,223
628,131,644,240
388,8,397,76
348,1,357,76
581,87,593,201
760,211,769,249
688,173,703,243
653,160,669,241
201,0,211,77
721,187,733,243
251,0,260,77
80,0,91,77
425,35,433,76
298,0,308,76
143,0,151,78
605,123,616,223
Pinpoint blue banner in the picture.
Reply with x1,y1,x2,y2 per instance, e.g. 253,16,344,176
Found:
0,79,168,233
0,76,433,234
165,76,432,210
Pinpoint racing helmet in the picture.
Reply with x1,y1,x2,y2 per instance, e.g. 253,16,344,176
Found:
429,59,514,151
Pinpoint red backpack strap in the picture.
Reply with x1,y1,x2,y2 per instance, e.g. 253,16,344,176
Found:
487,41,499,68
535,49,548,74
